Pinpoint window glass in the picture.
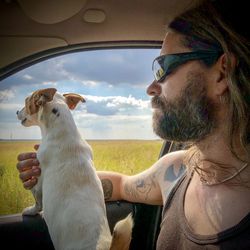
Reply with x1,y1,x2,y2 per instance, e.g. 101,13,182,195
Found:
0,49,163,215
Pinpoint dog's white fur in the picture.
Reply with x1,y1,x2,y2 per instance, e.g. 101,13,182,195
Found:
17,88,133,250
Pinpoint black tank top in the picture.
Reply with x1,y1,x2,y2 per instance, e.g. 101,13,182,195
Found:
157,171,250,250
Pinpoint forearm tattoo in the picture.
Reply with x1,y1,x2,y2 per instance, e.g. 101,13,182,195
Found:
124,173,158,201
101,179,113,201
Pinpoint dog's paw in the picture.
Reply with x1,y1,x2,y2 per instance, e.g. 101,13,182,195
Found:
22,205,40,216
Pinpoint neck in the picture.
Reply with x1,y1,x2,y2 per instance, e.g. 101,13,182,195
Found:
40,110,79,140
191,127,250,185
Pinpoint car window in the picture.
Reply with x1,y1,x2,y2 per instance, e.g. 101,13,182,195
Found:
0,48,163,215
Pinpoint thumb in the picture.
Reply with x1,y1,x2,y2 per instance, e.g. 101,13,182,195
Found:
34,144,40,151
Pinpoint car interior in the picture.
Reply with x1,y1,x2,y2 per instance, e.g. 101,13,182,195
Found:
0,0,198,249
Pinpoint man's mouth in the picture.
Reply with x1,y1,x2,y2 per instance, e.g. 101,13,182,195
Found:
21,118,27,124
151,96,164,109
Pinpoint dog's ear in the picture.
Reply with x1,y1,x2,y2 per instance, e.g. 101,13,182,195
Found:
63,93,86,110
26,88,57,115
35,88,57,106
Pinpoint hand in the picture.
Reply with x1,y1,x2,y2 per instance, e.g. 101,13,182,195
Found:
16,144,41,189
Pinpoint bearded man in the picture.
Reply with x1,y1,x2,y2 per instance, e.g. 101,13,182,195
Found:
17,0,250,249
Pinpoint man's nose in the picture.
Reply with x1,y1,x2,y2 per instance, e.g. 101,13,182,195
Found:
146,80,162,96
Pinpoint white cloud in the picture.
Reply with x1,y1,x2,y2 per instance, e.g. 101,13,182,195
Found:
75,114,156,140
0,89,15,102
85,94,149,109
0,103,22,110
76,94,151,117
23,74,33,80
80,80,98,87
0,123,41,140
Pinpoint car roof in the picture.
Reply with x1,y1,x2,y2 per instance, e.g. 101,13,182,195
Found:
0,0,198,79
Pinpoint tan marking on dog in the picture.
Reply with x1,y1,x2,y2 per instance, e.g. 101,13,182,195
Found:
63,93,86,110
25,88,57,115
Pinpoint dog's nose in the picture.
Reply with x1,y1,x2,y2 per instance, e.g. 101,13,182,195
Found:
16,110,19,115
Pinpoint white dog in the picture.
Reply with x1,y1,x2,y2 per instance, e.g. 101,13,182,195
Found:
17,88,133,250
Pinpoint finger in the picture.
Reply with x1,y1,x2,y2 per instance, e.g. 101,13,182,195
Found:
16,158,39,172
34,144,40,151
23,177,38,190
19,169,40,182
19,167,41,182
17,152,37,161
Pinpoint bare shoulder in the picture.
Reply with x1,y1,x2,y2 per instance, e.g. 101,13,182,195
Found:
154,150,187,176
156,150,187,204
122,150,187,205
158,149,186,164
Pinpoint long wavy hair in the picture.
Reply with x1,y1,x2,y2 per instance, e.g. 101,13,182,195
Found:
168,0,250,165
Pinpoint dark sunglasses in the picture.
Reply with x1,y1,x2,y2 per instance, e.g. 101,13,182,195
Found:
152,50,222,82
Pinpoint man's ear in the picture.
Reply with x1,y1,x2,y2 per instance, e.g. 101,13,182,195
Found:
63,93,86,110
26,88,57,115
213,53,237,96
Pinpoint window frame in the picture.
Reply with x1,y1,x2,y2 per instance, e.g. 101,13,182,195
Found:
0,41,176,250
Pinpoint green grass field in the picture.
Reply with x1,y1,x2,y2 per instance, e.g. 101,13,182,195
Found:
0,140,163,215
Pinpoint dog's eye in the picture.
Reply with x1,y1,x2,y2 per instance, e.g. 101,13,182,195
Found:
52,108,58,114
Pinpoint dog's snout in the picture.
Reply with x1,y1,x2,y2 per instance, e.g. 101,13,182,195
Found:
16,110,19,115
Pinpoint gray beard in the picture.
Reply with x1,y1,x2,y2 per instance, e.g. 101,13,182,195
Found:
152,73,216,142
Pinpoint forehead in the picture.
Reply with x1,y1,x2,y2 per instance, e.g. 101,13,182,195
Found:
161,32,190,55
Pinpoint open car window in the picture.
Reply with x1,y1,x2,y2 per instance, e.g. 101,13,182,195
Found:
0,48,164,216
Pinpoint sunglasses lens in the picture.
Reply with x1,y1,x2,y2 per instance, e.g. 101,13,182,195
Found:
153,58,165,81
152,51,221,82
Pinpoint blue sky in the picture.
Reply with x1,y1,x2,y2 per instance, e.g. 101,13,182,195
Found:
0,48,161,140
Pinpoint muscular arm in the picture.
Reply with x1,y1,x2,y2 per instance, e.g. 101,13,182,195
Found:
98,150,187,206
98,170,162,205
